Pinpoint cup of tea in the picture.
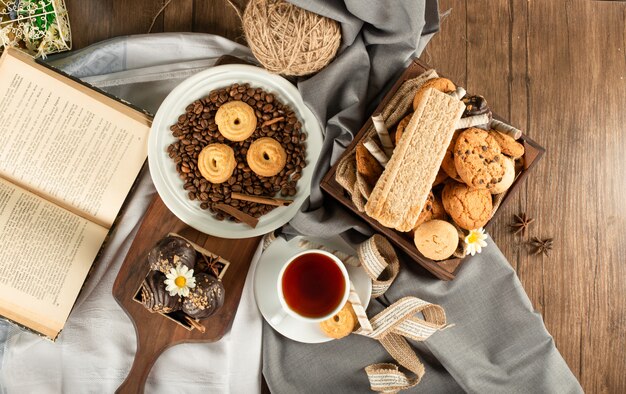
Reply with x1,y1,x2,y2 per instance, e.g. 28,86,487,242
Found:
270,250,350,325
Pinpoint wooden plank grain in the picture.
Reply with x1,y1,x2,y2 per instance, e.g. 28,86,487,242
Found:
193,0,246,44
164,0,194,32
65,0,113,49
419,0,467,85
524,1,626,392
424,1,626,392
503,0,530,276
524,0,595,386
574,3,626,392
112,0,166,36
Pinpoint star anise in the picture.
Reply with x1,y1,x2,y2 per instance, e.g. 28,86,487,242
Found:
202,254,222,277
529,237,553,256
510,213,535,236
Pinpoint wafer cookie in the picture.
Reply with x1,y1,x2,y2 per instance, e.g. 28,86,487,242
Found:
365,89,465,231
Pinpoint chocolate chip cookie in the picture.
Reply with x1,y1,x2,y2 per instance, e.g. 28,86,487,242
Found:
442,181,493,230
454,128,505,189
441,130,462,181
488,130,525,159
413,191,447,229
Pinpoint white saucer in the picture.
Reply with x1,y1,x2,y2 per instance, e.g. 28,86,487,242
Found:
253,236,372,344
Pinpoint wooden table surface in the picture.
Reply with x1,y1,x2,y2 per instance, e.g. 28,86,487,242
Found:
62,0,626,392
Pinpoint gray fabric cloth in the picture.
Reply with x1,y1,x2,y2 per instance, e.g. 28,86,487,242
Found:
262,0,583,393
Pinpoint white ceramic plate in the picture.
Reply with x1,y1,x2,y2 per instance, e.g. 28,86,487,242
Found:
149,65,323,238
254,236,372,344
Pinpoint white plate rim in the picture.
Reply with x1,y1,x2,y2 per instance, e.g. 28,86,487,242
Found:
148,64,323,238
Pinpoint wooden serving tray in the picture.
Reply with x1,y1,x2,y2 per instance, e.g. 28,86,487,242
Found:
112,195,261,393
320,59,545,281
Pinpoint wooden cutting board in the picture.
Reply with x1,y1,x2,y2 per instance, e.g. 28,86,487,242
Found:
112,195,261,393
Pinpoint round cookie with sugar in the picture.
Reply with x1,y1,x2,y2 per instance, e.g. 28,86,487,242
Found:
215,100,257,142
454,128,505,189
320,302,357,339
247,137,287,177
442,181,493,230
413,219,459,261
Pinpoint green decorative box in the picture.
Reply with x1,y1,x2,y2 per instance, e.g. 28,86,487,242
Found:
0,0,71,58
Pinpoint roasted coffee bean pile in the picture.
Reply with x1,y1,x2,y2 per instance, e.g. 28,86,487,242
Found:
167,83,307,222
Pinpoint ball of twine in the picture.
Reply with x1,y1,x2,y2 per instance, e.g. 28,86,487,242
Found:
242,0,341,76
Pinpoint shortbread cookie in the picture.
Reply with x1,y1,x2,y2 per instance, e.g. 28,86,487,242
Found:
356,142,384,188
413,219,459,261
247,137,287,177
441,130,463,181
320,302,357,339
442,181,493,230
454,128,505,189
215,100,257,141
198,143,237,184
365,89,465,231
490,156,515,194
412,78,456,110
489,130,525,159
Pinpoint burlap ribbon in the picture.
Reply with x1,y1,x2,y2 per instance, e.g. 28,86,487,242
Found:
297,234,448,393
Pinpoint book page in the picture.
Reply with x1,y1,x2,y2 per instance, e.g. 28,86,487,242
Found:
0,177,107,339
0,49,150,228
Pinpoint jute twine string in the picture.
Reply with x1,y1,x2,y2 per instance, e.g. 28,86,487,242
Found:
242,0,341,76
148,0,341,77
297,234,449,393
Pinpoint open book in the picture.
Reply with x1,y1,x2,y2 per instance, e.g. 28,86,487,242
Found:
0,48,151,340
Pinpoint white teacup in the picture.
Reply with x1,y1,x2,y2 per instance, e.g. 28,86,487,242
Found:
270,249,350,325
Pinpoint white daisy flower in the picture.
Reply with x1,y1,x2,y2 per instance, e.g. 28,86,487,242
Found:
164,264,196,297
465,228,488,256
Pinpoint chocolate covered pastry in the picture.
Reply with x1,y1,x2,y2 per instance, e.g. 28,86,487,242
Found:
148,235,196,273
461,95,490,117
140,271,182,313
182,273,225,319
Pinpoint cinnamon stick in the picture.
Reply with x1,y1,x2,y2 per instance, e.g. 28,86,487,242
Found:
231,192,293,207
184,317,206,333
215,203,259,228
261,116,285,128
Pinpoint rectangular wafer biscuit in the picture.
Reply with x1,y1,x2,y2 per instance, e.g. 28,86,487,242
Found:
365,88,465,231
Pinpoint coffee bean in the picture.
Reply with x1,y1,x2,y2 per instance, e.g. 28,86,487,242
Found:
167,82,307,222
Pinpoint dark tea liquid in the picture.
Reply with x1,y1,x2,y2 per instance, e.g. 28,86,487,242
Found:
281,253,346,318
